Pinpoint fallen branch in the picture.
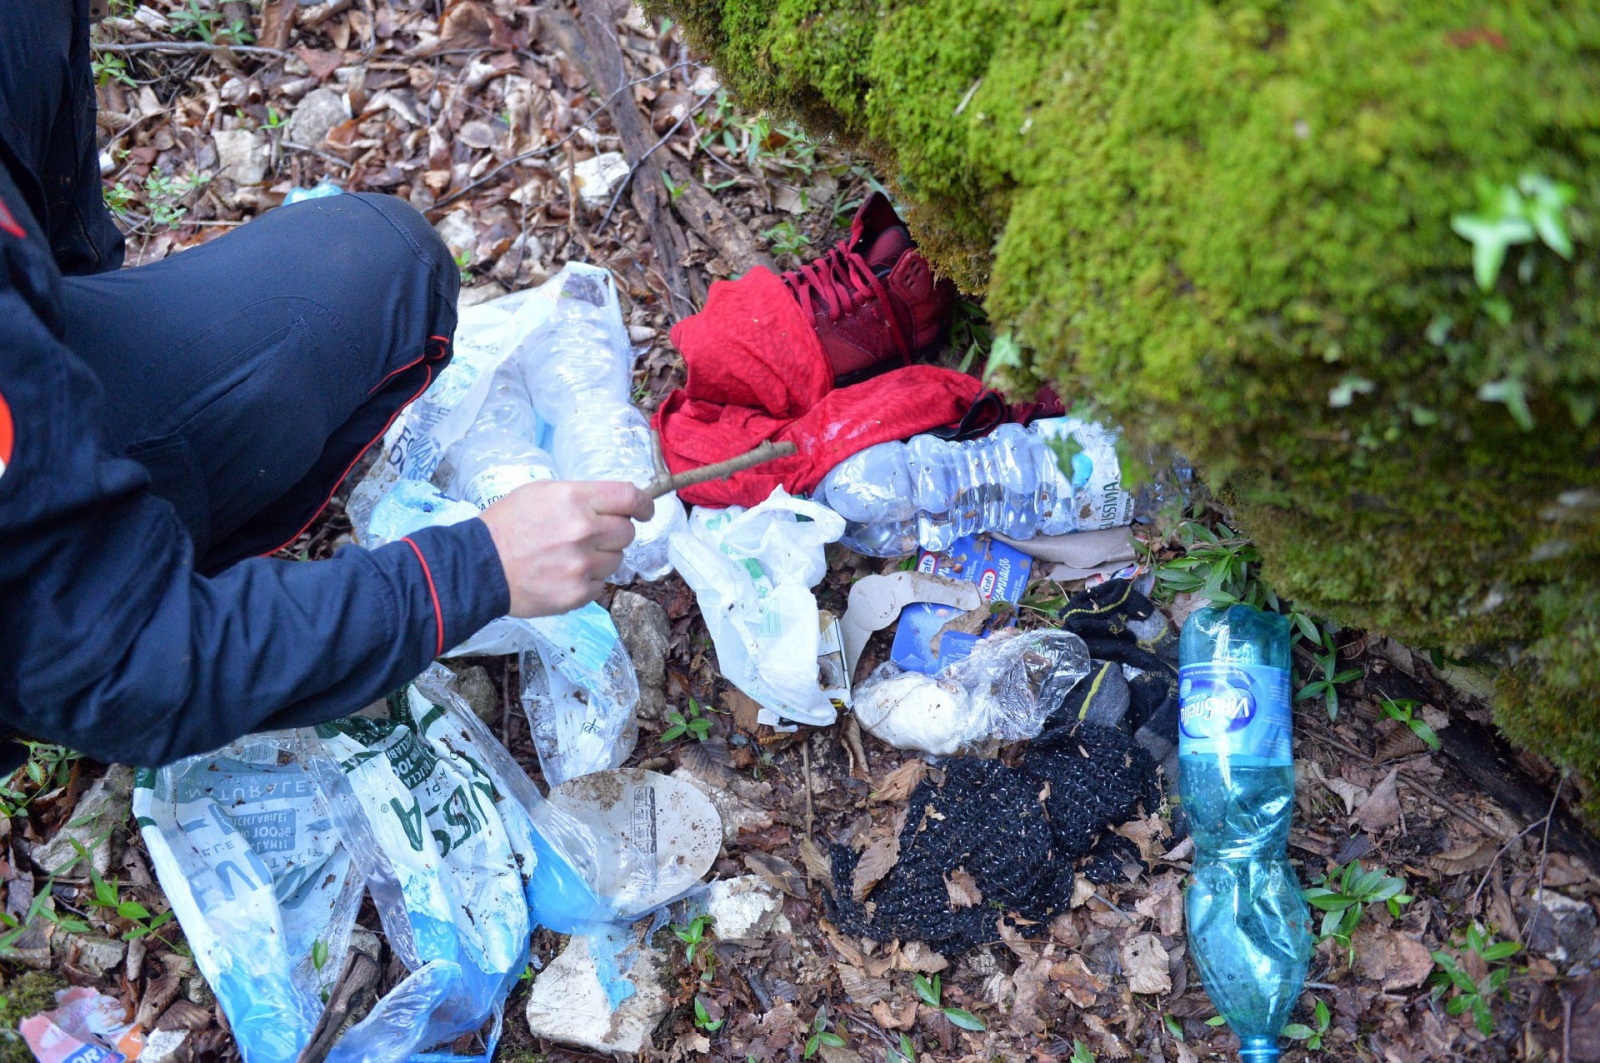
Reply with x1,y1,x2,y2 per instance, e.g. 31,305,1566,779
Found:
92,40,293,59
297,950,381,1063
646,440,797,500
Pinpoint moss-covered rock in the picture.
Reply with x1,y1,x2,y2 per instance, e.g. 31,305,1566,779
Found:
653,0,1600,810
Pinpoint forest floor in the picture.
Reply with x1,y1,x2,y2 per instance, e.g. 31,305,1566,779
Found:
1,1,1597,1062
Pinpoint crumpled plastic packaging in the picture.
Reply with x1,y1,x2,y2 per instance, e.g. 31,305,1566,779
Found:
667,488,846,728
853,629,1092,755
20,988,145,1063
132,666,702,1063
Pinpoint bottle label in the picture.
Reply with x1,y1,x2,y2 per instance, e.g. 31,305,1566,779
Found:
1178,662,1292,765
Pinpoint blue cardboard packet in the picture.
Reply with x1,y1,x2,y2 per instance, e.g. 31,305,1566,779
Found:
889,535,1033,674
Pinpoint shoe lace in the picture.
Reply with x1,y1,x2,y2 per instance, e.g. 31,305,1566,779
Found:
783,241,908,360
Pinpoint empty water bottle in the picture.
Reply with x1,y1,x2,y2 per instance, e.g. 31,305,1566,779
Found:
440,360,557,508
814,416,1135,557
1179,604,1312,1063
514,265,686,581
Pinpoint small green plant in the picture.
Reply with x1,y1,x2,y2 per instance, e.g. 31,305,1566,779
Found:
912,973,986,1031
1302,860,1411,962
141,170,211,229
802,1005,845,1059
661,171,686,204
0,743,83,818
763,219,809,257
170,0,253,44
692,996,724,1032
661,697,713,743
1161,1014,1185,1043
264,106,285,131
103,182,135,217
1153,521,1267,607
1282,998,1332,1051
1452,173,1577,293
454,249,472,283
1430,922,1521,1036
93,54,136,88
84,862,176,943
1067,1038,1097,1063
1378,697,1441,752
672,913,716,980
0,883,93,955
312,938,330,972
890,1032,916,1062
1295,628,1364,721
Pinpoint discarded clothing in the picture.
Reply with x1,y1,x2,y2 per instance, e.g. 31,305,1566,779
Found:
652,265,986,508
828,723,1159,953
1051,578,1181,780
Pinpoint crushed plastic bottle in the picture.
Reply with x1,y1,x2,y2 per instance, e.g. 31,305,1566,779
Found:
440,360,558,507
814,416,1135,557
1179,604,1312,1063
513,265,686,581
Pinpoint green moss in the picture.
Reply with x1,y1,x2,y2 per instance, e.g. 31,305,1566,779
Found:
654,0,1600,813
0,971,68,1063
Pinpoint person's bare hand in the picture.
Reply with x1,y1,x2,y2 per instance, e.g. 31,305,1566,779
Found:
479,480,655,616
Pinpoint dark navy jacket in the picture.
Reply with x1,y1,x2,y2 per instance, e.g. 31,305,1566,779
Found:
0,5,508,769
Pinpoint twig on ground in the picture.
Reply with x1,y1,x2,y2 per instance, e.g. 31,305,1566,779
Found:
93,40,293,59
596,95,711,235
1521,775,1565,945
282,140,357,170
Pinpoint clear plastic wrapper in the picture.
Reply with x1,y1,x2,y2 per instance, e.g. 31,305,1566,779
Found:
512,265,687,582
133,736,365,1063
666,488,846,727
853,629,1092,755
134,667,716,1063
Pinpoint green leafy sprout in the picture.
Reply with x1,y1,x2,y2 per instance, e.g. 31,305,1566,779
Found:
1302,860,1411,963
1282,998,1332,1051
1430,922,1522,1037
1068,1038,1097,1063
661,697,714,743
802,1005,846,1059
1295,628,1364,721
672,913,716,979
692,995,724,1032
912,973,986,1032
1451,173,1577,292
1379,697,1442,752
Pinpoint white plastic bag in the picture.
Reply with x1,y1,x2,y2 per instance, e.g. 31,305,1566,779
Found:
667,488,846,727
853,629,1092,755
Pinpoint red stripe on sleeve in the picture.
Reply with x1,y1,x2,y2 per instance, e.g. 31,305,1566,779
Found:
401,536,446,657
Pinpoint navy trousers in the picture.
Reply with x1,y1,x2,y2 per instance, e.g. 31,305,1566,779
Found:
11,0,460,575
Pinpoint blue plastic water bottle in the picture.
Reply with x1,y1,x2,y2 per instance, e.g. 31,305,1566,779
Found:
1179,604,1312,1062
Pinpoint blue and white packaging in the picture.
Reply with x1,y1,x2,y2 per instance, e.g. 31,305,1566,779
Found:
889,535,1033,674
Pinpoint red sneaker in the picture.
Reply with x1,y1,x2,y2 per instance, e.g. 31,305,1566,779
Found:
781,192,957,386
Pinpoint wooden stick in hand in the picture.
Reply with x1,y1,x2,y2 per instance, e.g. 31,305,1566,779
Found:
645,439,798,500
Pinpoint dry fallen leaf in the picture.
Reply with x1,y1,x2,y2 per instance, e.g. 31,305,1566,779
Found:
871,759,928,803
1121,932,1172,995
894,940,949,973
743,851,806,899
851,827,901,903
1354,923,1436,990
798,836,833,882
1429,837,1500,875
1309,760,1368,816
1354,767,1402,833
945,867,983,909
1049,953,1107,1008
1133,871,1185,937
